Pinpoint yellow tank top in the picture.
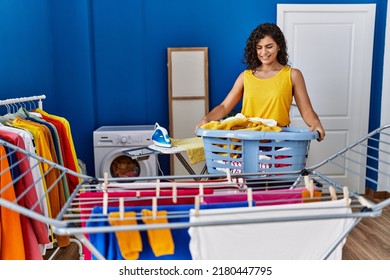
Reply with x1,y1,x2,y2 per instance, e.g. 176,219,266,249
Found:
241,66,292,126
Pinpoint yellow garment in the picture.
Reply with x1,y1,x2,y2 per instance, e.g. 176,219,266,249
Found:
170,137,205,164
108,212,142,260
241,66,293,126
141,209,174,257
201,117,281,132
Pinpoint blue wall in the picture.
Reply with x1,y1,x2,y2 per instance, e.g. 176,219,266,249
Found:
0,0,54,107
0,0,387,178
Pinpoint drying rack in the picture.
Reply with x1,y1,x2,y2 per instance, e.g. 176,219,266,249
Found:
1,120,390,259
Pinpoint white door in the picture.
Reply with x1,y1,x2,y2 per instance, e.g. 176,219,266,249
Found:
277,4,376,193
379,5,390,193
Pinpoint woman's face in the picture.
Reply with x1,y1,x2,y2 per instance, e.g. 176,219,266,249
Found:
256,35,280,66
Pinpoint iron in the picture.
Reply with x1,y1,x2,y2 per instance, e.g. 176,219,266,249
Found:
152,122,172,148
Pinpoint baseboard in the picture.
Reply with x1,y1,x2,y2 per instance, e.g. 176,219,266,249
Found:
365,188,390,199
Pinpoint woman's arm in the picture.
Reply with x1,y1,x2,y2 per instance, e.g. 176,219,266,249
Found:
194,72,244,132
291,68,325,141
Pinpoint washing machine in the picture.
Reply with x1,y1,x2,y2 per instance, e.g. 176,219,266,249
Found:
93,125,158,179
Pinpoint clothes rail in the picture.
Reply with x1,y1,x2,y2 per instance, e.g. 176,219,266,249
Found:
0,93,87,260
0,94,46,109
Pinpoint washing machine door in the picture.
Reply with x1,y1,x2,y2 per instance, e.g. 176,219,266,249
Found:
100,148,154,180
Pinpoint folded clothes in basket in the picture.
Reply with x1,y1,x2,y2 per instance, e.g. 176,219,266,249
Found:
201,114,282,162
201,113,281,132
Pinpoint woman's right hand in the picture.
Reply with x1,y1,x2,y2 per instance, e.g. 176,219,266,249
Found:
194,118,208,134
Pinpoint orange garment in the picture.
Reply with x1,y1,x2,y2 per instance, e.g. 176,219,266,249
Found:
0,146,25,259
302,189,322,203
108,212,142,260
141,209,174,257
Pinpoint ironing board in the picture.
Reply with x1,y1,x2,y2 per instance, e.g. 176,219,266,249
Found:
123,137,207,176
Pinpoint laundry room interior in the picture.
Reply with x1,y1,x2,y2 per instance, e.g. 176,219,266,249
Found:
0,0,388,183
1,0,390,263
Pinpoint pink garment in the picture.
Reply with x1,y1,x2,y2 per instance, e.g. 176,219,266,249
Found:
79,188,214,260
204,187,305,206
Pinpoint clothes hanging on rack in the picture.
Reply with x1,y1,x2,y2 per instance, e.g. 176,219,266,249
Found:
0,95,80,259
35,108,81,191
0,131,50,260
86,201,254,260
79,183,326,260
79,188,216,260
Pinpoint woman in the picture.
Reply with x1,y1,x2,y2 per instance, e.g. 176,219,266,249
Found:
195,23,325,141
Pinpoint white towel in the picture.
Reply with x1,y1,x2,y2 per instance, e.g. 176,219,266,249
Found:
189,199,352,260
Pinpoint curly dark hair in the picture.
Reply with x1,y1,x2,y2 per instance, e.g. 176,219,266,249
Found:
243,23,289,70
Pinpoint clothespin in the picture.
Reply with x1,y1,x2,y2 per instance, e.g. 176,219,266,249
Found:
194,195,200,216
358,195,373,209
152,197,157,220
104,172,109,187
199,183,204,203
343,186,352,206
304,175,310,189
172,182,177,204
156,179,160,198
329,186,337,201
103,192,108,215
102,172,108,215
247,188,253,207
119,197,124,220
309,179,314,199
